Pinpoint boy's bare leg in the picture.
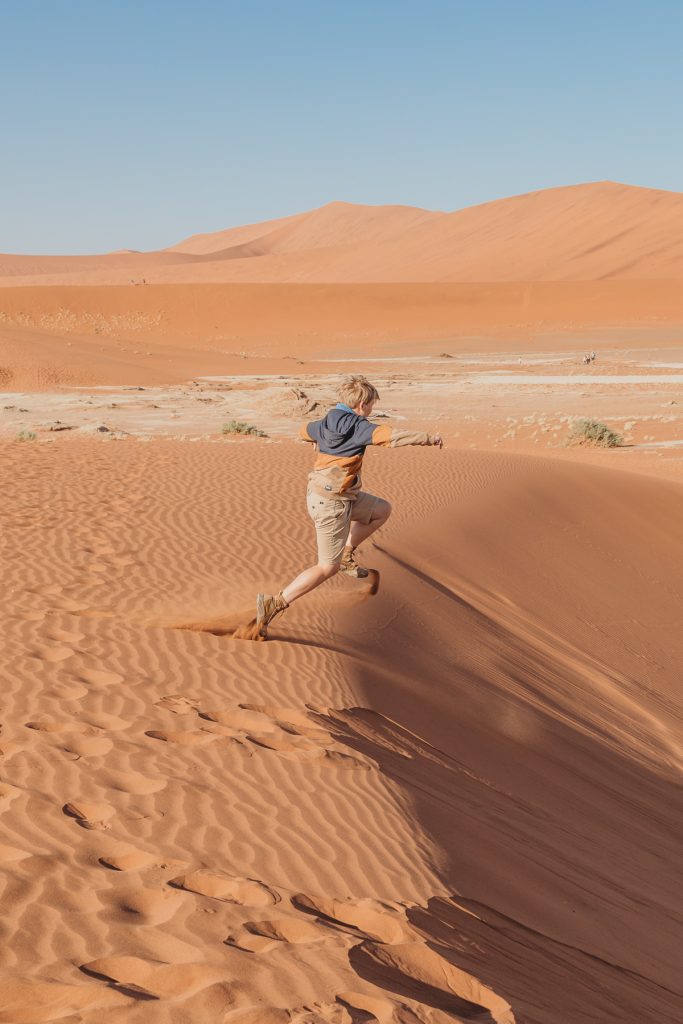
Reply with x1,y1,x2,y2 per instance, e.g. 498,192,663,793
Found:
346,499,391,552
253,562,339,639
282,562,340,604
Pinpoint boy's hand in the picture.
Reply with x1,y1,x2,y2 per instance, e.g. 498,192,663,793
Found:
431,433,443,449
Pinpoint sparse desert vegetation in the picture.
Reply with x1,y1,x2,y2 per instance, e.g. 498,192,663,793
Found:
222,419,268,438
566,418,623,448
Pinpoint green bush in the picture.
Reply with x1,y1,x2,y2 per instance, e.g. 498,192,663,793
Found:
565,418,622,448
17,430,37,442
222,420,268,438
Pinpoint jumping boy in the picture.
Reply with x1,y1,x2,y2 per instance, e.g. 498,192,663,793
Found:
254,374,443,637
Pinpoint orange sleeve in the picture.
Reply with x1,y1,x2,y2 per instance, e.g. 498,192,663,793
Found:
370,424,394,447
299,423,315,442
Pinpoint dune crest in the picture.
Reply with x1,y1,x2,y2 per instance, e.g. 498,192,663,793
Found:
4,181,683,284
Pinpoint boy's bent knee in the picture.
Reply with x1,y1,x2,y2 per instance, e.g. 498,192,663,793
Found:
319,562,340,579
375,499,392,521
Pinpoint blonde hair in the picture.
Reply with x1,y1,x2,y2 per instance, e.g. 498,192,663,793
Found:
337,374,379,409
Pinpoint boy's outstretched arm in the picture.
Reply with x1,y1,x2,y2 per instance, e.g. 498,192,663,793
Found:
370,425,443,448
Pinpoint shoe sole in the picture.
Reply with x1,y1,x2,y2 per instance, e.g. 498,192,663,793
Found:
339,566,369,579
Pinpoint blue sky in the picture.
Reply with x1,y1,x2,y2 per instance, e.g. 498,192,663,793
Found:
2,0,681,253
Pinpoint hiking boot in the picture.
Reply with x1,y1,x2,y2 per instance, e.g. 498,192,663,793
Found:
339,548,369,579
255,592,289,638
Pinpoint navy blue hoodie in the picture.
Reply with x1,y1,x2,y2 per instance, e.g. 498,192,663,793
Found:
300,403,430,497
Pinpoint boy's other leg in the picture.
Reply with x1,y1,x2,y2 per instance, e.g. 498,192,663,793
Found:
347,498,391,550
341,498,391,578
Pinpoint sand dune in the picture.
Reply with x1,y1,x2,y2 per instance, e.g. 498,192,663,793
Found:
1,437,681,1021
4,181,683,393
4,181,683,286
165,201,441,258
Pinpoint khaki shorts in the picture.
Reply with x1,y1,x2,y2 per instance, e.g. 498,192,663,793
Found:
306,489,381,565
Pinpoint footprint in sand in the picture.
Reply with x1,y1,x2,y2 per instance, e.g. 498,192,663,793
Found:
225,1009,351,1024
26,719,113,758
98,842,183,873
32,645,75,663
200,707,279,731
170,870,279,906
199,704,367,768
99,846,161,872
81,955,223,1001
199,707,325,759
78,668,124,687
224,1011,291,1024
62,734,114,757
291,894,414,945
245,732,334,761
106,886,184,925
336,990,398,1022
155,694,201,715
80,711,129,732
145,728,218,746
26,718,89,734
101,769,166,795
350,941,515,1024
63,800,115,830
225,916,333,954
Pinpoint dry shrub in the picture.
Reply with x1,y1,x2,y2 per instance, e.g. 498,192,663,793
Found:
566,418,622,448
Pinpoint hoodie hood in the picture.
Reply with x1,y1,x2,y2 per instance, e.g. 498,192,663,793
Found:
308,406,376,456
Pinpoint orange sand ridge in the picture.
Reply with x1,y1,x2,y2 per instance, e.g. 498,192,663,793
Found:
4,181,683,284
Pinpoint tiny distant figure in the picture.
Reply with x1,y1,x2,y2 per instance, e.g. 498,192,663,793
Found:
518,356,523,365
582,354,591,365
252,374,443,639
590,350,596,362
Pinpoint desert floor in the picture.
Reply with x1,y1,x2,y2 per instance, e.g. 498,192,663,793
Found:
1,323,682,1023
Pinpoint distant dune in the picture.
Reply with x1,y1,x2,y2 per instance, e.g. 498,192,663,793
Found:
3,181,683,285
3,181,683,389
